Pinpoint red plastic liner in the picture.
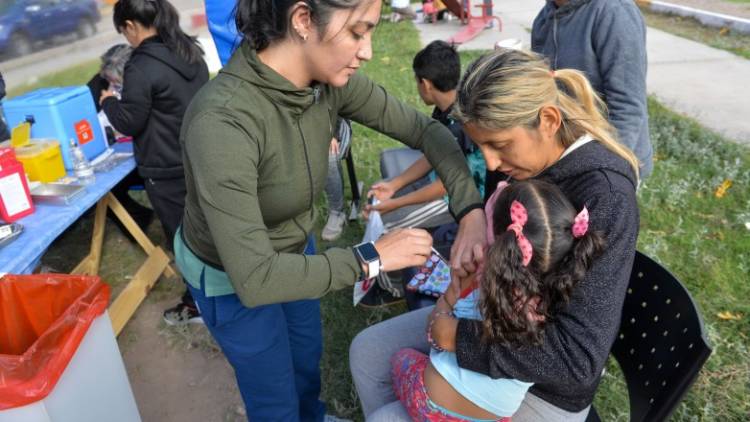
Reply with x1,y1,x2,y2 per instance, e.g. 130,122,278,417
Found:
0,274,110,410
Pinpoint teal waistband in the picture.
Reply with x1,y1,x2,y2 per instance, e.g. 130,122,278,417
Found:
174,227,236,297
426,398,498,422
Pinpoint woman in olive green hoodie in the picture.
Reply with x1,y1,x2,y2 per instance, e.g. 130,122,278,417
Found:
175,0,487,419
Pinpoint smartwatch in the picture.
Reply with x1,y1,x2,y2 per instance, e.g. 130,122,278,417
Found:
353,241,381,279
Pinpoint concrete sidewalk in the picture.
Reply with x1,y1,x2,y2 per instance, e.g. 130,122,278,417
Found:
412,0,750,145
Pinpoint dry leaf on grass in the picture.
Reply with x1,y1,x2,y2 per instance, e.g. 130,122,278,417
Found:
714,179,732,198
717,311,742,321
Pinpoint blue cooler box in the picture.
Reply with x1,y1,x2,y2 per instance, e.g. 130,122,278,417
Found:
3,86,107,170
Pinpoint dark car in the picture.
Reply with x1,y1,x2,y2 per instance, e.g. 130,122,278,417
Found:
0,0,101,58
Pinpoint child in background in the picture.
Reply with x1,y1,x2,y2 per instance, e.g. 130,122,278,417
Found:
361,41,485,307
88,44,133,141
391,179,604,421
366,40,485,231
390,0,418,22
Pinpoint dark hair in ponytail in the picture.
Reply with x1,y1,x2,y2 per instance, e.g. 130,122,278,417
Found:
113,0,204,64
479,180,605,346
235,0,364,51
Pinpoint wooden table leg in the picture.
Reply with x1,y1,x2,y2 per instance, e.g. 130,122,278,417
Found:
70,191,182,335
109,246,171,336
71,195,109,275
106,192,179,278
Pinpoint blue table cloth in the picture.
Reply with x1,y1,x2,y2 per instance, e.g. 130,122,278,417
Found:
0,143,136,274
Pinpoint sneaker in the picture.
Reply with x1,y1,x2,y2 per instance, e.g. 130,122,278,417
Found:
163,302,203,325
358,283,405,308
324,415,352,422
322,210,346,241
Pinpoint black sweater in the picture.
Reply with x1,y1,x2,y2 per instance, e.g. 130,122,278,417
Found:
456,141,639,412
102,36,208,179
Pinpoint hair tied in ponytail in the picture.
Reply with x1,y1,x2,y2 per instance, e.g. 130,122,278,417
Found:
571,206,589,238
507,200,533,266
484,180,510,243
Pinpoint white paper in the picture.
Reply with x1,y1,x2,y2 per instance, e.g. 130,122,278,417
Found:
0,173,31,216
353,204,385,305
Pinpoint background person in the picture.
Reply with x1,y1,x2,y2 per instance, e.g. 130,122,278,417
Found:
100,0,209,325
86,44,155,232
362,40,485,307
322,118,353,241
530,0,653,179
174,0,487,419
350,48,640,422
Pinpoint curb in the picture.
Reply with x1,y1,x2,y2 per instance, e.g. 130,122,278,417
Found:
637,0,750,34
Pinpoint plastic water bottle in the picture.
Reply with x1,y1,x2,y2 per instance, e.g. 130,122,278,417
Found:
70,139,95,185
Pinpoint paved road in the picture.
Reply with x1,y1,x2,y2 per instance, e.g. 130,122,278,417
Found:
414,0,750,145
0,0,208,89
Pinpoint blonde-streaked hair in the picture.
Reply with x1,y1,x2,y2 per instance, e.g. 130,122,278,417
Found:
453,49,640,180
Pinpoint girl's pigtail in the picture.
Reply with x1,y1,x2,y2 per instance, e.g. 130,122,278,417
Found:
479,231,542,346
543,230,605,315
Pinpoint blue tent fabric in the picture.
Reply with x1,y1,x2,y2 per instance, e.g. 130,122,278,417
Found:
205,0,242,66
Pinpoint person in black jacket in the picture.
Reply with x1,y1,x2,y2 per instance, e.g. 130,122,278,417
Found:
100,0,209,325
350,49,640,422
86,44,156,233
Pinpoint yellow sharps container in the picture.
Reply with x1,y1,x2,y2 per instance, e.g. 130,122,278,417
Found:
13,139,67,183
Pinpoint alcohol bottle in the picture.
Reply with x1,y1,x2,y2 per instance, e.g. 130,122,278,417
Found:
70,139,95,185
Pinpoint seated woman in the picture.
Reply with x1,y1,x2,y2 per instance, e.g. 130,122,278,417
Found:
350,48,640,422
392,179,604,421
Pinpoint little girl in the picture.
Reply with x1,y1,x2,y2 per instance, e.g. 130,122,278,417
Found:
391,179,605,421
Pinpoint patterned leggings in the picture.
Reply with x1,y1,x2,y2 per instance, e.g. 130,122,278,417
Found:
390,348,510,422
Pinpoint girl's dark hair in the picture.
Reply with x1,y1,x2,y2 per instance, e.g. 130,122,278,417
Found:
113,0,204,64
235,0,364,51
479,180,605,346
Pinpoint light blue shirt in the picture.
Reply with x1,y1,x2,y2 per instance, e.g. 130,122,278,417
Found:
430,290,533,417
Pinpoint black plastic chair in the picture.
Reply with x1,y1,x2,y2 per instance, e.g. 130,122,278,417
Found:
587,251,712,422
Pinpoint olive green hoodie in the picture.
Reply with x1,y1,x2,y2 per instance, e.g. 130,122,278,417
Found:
179,42,482,307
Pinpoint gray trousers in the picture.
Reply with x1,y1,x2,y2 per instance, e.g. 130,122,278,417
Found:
326,153,345,213
325,119,353,213
349,306,591,421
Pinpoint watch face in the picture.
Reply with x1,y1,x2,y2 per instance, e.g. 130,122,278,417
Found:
357,242,379,262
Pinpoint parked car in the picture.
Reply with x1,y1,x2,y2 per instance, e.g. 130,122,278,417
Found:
0,0,101,58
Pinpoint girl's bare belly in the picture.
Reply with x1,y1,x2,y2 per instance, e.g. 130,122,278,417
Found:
424,361,502,420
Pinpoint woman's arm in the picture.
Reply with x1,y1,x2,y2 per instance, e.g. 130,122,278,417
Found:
184,112,433,308
101,62,152,136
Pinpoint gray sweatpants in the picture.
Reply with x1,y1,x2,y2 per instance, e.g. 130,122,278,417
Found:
349,306,591,421
325,119,353,213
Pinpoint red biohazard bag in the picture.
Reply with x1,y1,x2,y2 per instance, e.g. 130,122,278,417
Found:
0,274,110,410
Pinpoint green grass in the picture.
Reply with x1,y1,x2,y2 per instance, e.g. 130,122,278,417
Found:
25,16,750,422
640,7,750,59
7,60,100,99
